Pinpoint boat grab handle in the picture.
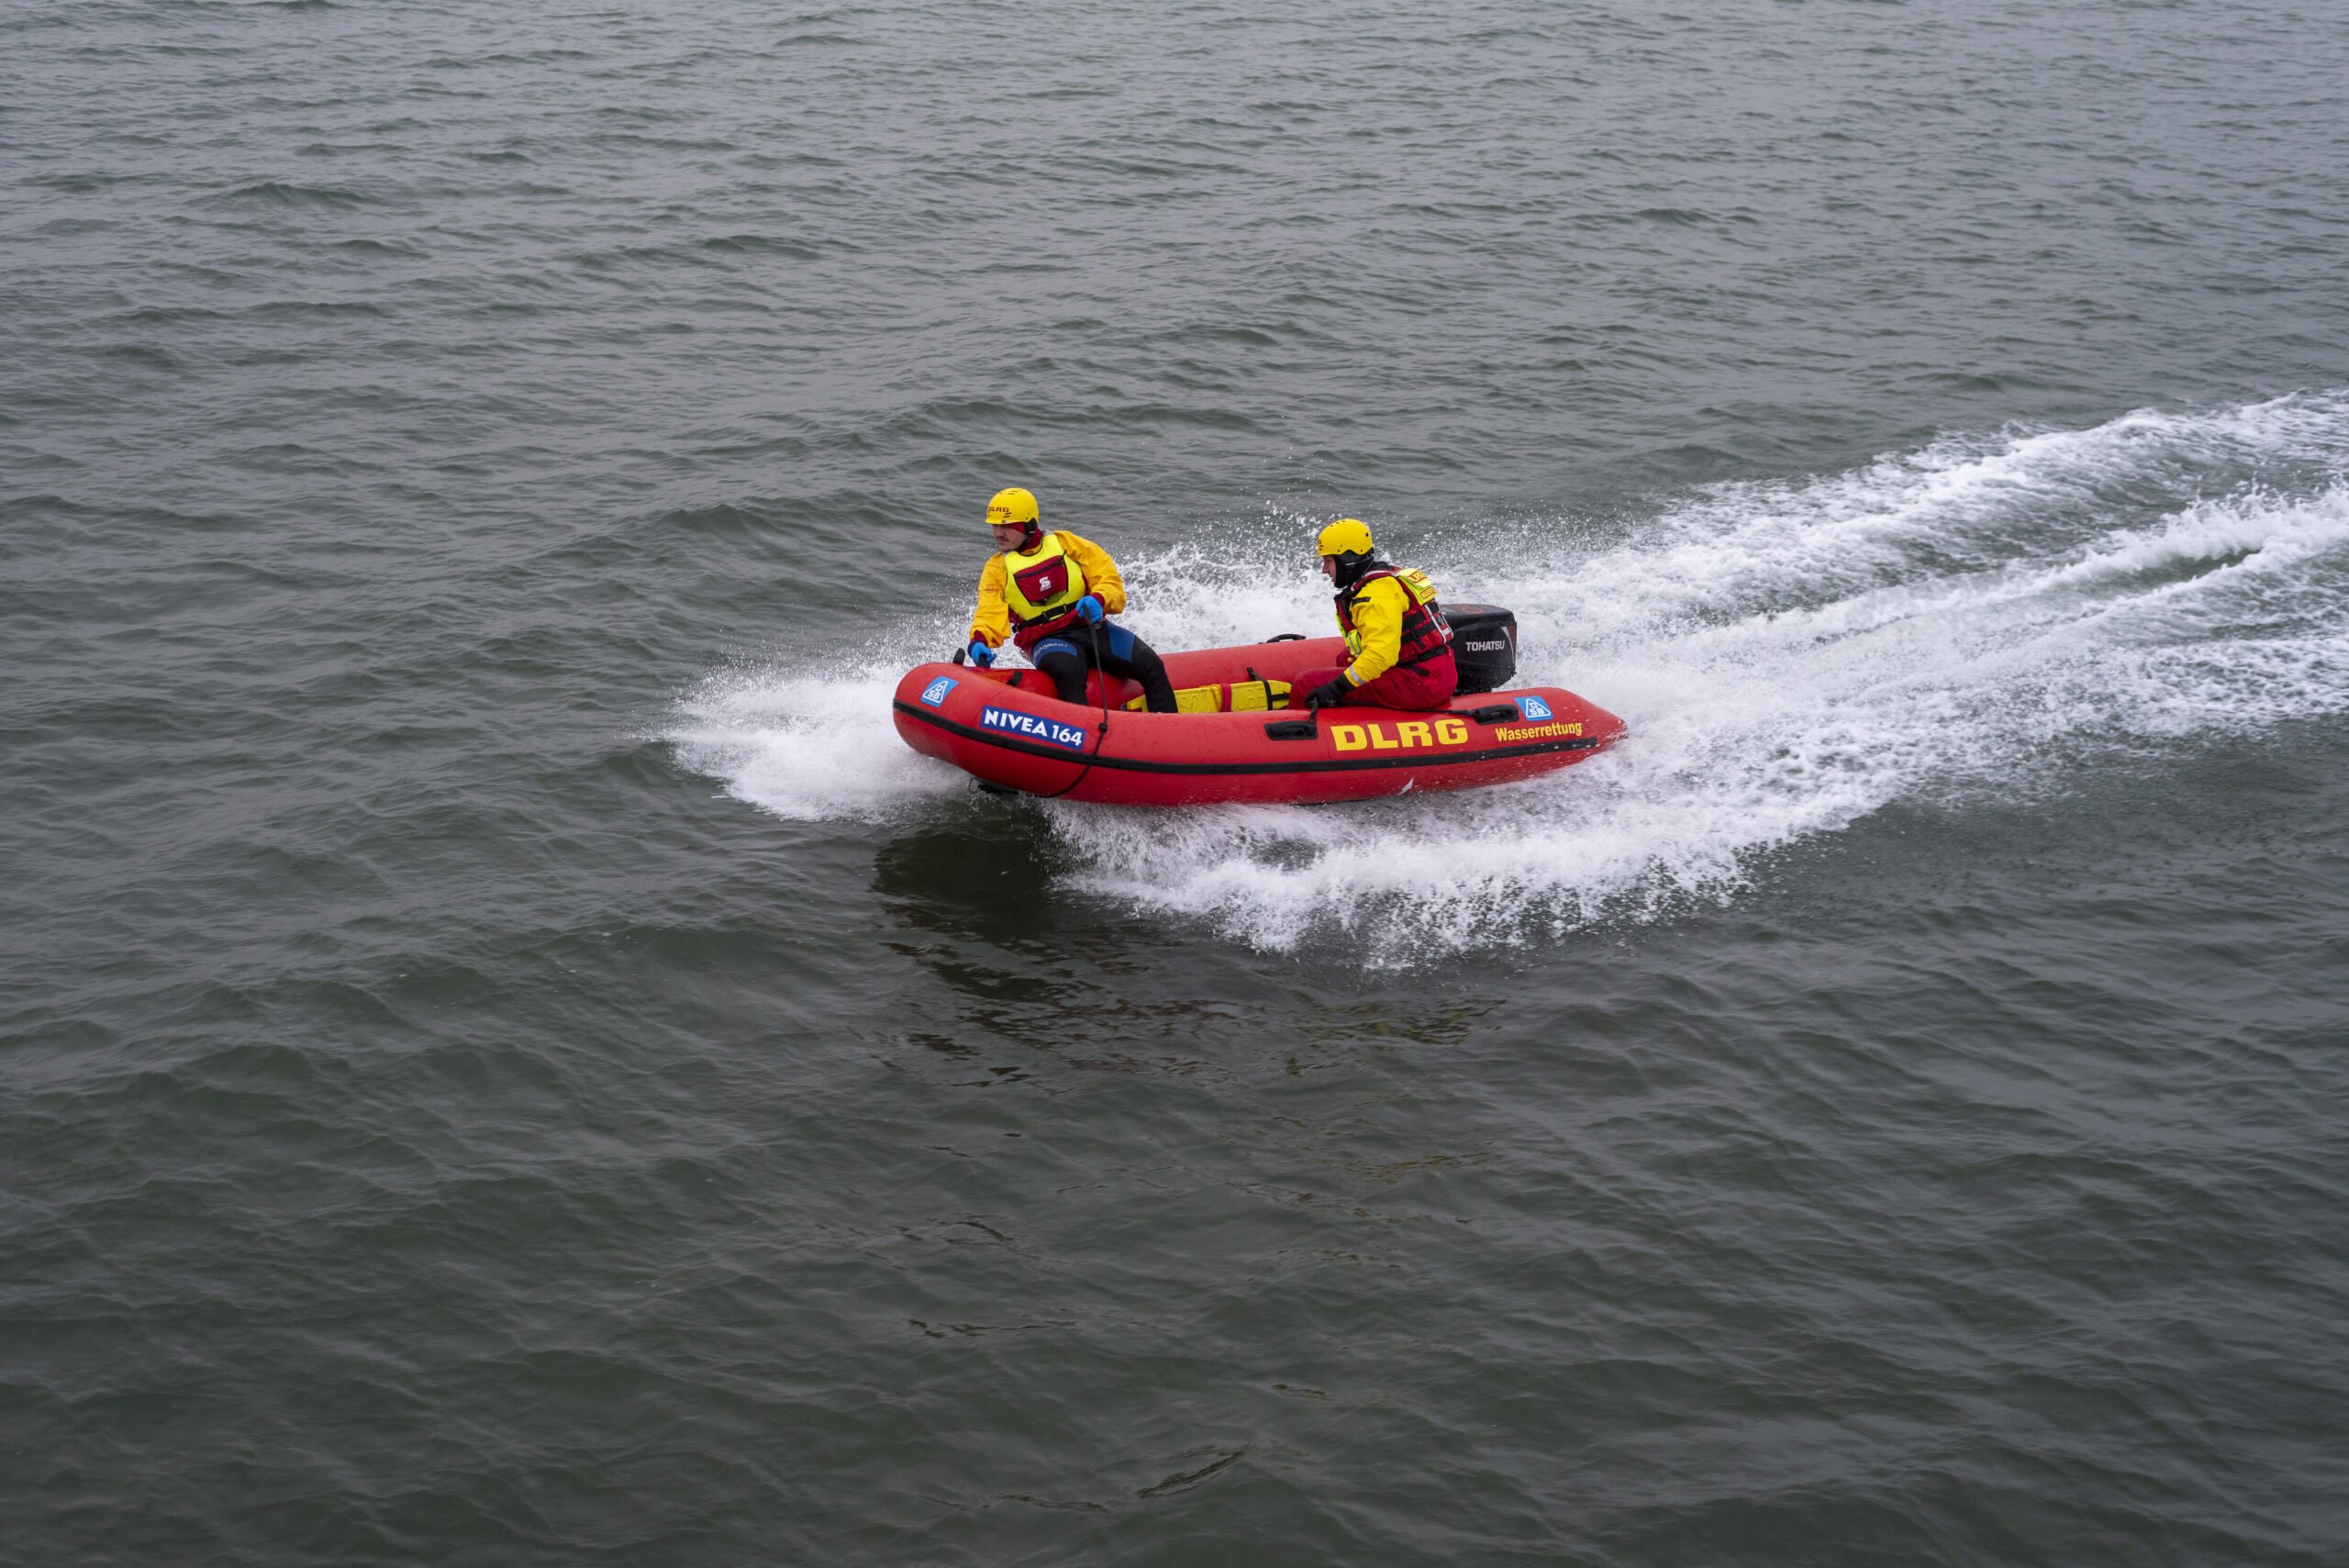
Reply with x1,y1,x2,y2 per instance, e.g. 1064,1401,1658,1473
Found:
1264,719,1318,740
1468,704,1520,723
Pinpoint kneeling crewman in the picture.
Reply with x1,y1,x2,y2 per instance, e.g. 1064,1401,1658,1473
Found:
1290,518,1459,712
964,486,1178,714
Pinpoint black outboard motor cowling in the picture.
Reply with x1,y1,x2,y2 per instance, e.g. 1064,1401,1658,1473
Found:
1443,604,1518,695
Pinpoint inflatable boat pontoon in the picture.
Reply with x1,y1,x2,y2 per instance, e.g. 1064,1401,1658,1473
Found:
891,613,1622,807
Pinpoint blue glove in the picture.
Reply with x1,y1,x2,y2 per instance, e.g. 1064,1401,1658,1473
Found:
1074,594,1105,625
966,639,995,668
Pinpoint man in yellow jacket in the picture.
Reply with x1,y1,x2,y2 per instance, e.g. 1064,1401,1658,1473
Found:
964,486,1178,713
1288,518,1459,712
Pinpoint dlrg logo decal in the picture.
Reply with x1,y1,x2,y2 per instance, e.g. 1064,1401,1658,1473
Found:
1329,717,1471,751
1517,695,1554,720
919,677,959,706
979,706,1090,751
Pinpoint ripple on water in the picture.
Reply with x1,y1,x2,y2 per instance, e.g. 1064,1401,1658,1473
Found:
6,0,2349,1562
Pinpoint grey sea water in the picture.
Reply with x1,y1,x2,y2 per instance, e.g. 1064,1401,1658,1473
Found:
6,1,2348,1562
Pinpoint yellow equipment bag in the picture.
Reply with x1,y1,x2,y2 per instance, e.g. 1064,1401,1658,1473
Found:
1226,678,1290,710
1123,678,1293,713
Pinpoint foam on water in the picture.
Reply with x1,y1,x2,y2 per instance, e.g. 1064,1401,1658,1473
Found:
674,395,2349,957
670,650,966,824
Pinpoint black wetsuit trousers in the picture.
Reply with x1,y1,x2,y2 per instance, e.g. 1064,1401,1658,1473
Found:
1028,620,1178,714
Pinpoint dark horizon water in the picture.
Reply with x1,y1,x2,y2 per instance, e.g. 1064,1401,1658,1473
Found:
6,2,2349,1562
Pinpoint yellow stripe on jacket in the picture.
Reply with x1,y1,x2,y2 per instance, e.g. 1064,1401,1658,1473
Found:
965,530,1128,648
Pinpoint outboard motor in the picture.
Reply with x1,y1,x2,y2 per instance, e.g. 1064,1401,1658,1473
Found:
1443,603,1518,695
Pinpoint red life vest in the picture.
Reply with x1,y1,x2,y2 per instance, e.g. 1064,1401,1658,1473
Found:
1000,531,1090,642
1336,565,1453,672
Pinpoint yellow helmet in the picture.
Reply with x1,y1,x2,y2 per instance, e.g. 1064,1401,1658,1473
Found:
985,487,1040,532
1315,517,1375,558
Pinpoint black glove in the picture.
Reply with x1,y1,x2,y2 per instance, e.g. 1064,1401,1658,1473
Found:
1305,678,1351,711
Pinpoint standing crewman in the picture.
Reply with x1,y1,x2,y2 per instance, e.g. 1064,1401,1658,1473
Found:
1289,518,1459,712
963,486,1179,714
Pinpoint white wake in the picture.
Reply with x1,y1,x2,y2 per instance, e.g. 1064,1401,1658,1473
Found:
672,393,2349,957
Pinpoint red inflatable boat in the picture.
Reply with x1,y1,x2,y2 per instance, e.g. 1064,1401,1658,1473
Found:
890,631,1624,807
